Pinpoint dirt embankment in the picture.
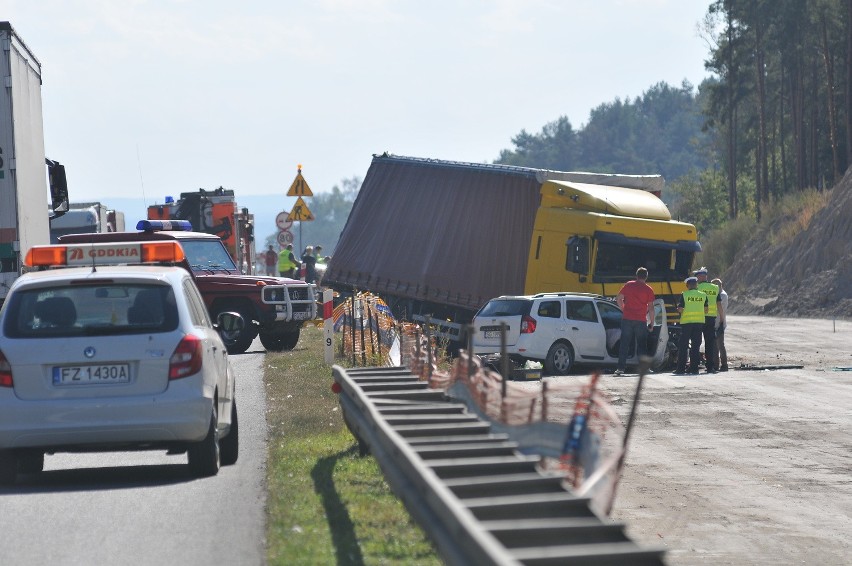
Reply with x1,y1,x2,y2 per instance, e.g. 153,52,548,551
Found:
722,167,852,319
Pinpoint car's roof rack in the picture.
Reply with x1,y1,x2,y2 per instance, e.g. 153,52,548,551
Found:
530,292,606,299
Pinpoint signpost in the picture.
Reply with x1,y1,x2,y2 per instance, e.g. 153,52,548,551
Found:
287,168,314,198
322,288,334,364
275,211,293,232
284,165,315,255
286,196,314,222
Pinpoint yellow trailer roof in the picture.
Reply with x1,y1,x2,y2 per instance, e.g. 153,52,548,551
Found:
541,180,672,221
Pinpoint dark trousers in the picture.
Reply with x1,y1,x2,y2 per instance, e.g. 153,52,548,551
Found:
702,317,717,371
716,327,728,369
617,319,649,371
676,323,703,373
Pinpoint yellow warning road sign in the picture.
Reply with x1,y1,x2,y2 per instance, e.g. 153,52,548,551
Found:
286,197,315,222
287,171,313,197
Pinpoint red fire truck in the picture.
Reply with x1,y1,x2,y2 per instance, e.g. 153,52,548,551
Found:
148,187,255,274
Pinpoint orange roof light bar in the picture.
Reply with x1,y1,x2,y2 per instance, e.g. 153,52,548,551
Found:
24,246,68,267
141,241,185,263
23,241,185,268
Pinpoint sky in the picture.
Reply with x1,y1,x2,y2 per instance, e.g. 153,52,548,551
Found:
3,0,714,234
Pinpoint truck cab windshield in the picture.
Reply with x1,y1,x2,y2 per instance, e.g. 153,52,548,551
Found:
180,240,238,272
594,242,693,282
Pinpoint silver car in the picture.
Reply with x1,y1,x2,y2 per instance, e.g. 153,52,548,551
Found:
472,292,669,375
0,245,240,484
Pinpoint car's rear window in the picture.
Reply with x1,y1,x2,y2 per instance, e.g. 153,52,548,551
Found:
3,283,179,338
477,299,531,317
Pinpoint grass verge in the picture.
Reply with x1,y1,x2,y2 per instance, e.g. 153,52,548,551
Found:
265,325,441,565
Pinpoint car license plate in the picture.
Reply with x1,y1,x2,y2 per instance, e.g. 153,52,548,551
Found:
484,330,500,339
292,311,310,321
53,364,131,385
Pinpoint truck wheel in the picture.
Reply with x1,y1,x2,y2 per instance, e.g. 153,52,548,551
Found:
545,341,574,376
259,329,300,352
215,305,257,354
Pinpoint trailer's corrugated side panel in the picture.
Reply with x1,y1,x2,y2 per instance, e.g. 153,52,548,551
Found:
0,22,48,301
324,156,541,312
0,27,19,245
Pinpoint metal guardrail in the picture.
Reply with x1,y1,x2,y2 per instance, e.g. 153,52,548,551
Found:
333,365,667,566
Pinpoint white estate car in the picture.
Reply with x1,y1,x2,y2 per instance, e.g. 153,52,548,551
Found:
0,241,242,484
472,292,668,375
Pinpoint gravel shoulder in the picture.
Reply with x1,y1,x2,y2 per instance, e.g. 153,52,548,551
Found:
603,315,852,565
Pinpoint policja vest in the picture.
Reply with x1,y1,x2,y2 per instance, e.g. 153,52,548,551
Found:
697,281,720,317
680,289,708,324
278,249,297,273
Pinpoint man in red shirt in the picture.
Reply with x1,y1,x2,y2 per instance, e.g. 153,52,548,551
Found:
614,267,656,375
264,245,278,276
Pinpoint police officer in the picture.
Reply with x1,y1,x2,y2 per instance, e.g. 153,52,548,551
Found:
694,267,722,373
673,276,708,375
278,243,298,278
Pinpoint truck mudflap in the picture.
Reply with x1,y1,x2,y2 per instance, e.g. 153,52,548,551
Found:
261,283,318,322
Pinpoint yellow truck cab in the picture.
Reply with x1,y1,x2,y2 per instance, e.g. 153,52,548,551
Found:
525,180,700,324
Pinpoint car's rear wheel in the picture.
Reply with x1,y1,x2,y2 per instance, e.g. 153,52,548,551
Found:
0,451,18,485
18,451,44,474
544,341,574,375
215,305,257,354
259,329,300,351
220,400,239,466
188,406,220,477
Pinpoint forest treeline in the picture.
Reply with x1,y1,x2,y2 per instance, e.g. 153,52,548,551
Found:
496,0,852,237
292,1,851,266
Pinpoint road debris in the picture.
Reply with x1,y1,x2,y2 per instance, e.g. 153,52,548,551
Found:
734,363,805,371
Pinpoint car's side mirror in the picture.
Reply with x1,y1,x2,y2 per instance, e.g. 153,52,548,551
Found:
565,236,589,274
46,158,70,217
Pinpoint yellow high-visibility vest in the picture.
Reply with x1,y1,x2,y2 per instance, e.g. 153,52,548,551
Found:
278,250,297,272
680,289,708,324
697,281,720,317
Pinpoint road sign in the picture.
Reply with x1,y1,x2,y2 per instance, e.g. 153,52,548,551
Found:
286,196,315,222
275,211,293,231
277,230,294,246
287,171,314,197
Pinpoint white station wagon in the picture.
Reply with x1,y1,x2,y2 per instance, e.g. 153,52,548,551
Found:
0,241,241,484
472,292,669,375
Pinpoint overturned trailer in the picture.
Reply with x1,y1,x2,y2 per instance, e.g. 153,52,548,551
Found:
325,154,700,367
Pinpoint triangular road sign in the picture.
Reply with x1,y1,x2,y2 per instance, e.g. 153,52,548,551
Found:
287,171,314,197
286,196,315,222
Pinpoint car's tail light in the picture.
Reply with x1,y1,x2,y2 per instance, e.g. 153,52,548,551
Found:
169,335,203,380
521,315,537,334
0,349,12,387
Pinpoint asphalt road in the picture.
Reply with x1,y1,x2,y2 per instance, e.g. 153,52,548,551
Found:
604,316,852,565
0,342,268,566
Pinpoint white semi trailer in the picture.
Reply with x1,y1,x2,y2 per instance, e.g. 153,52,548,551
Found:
0,22,69,305
49,202,125,243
